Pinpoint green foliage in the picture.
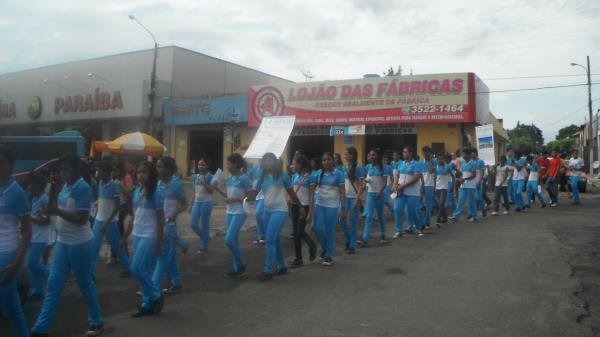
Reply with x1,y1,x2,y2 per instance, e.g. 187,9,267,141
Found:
507,122,544,154
555,124,580,140
546,138,576,153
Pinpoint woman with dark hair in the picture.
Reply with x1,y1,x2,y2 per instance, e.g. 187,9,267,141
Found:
91,159,131,275
340,146,365,254
308,152,346,266
249,153,304,281
434,153,453,225
0,144,32,337
27,170,50,302
31,152,104,336
189,158,214,254
120,161,165,317
111,161,133,265
217,153,251,279
394,146,424,237
290,154,317,268
333,153,344,172
153,157,188,295
358,149,389,246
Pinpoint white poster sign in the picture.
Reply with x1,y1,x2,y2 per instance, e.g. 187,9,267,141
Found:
244,116,296,159
475,124,495,166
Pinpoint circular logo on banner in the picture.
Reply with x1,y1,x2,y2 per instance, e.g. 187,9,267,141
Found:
253,86,284,121
27,96,42,120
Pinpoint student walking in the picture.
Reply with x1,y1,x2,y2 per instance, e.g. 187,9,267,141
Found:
0,144,32,337
358,149,388,246
31,153,104,336
526,155,547,208
491,156,510,215
340,147,365,254
393,146,424,237
568,150,584,205
449,149,478,222
435,153,453,226
189,159,214,254
289,154,317,268
120,161,165,318
27,171,50,301
308,152,346,266
513,154,527,212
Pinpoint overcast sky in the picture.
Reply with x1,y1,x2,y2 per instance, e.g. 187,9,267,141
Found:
1,0,599,142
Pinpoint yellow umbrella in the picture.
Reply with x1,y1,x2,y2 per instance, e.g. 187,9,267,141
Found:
107,132,166,157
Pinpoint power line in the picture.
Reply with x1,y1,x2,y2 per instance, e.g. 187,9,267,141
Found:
483,74,600,81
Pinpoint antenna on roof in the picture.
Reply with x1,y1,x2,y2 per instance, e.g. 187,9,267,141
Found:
301,70,314,82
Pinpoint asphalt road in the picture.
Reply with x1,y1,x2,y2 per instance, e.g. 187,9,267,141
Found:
2,193,599,337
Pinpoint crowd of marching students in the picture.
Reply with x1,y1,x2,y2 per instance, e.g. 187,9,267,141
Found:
0,142,587,337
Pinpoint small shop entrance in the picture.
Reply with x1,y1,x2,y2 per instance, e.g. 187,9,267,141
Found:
288,135,334,162
189,130,223,174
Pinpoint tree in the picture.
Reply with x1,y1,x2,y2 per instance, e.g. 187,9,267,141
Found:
555,124,580,140
383,65,402,76
547,138,575,154
507,122,544,154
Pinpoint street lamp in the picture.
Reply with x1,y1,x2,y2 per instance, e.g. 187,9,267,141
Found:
571,56,594,174
129,14,159,137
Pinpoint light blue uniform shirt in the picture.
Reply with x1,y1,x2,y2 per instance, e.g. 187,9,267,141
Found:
158,176,185,223
293,172,313,206
313,169,345,208
0,177,30,252
96,179,120,222
56,177,93,245
132,186,164,238
193,173,214,203
255,174,292,212
460,161,477,189
226,174,252,214
31,193,49,243
345,164,366,198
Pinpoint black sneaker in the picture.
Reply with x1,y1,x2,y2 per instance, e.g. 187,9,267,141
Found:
290,259,304,268
322,257,334,266
275,268,288,276
257,272,273,281
131,306,154,318
448,217,458,223
162,285,182,295
380,235,387,244
318,251,326,262
357,240,367,247
153,295,164,314
347,247,356,255
86,323,104,337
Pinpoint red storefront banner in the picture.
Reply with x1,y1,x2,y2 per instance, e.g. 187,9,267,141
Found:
248,73,480,127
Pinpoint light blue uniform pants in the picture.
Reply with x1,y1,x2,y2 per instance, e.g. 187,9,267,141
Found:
263,211,288,274
513,180,525,209
131,236,160,309
0,250,29,337
394,195,407,233
363,192,385,241
526,180,547,207
153,224,182,289
313,205,339,259
190,201,213,251
225,213,247,272
405,195,422,231
339,197,359,249
423,186,435,225
452,188,478,220
570,175,581,203
91,219,130,272
255,199,266,241
32,240,102,334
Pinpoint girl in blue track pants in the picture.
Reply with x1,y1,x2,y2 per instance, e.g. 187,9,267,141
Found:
32,152,104,336
91,159,130,275
0,144,32,337
121,161,165,318
153,157,188,295
450,149,478,222
340,147,365,254
248,164,266,244
308,152,346,266
27,171,50,301
189,159,214,254
359,149,389,246
216,153,251,279
512,156,527,211
394,146,424,237
568,151,584,205
420,146,437,228
526,156,547,208
250,152,305,281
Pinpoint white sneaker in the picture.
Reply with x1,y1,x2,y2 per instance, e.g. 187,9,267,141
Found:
393,232,402,239
490,211,499,216
502,210,509,215
550,203,558,207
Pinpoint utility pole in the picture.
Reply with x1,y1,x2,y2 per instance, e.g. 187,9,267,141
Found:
571,56,594,174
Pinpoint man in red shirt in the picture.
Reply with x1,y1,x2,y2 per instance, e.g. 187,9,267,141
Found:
545,150,562,207
536,152,550,184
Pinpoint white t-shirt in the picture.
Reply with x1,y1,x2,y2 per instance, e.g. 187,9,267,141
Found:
495,165,509,187
55,178,94,245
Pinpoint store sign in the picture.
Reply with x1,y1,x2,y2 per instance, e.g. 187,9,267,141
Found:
54,89,124,114
330,125,365,136
163,96,248,125
249,73,481,127
0,100,16,119
365,123,417,135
